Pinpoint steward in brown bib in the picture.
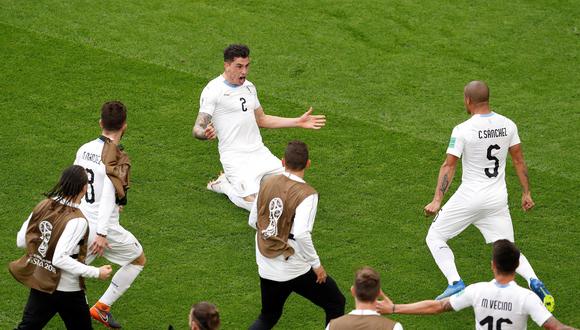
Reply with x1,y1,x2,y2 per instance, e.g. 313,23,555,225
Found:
10,165,112,330
256,174,316,259
10,199,88,293
328,267,402,330
249,141,345,330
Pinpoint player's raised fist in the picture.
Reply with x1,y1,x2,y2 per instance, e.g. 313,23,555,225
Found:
298,107,326,130
521,192,535,212
99,265,113,280
424,200,441,217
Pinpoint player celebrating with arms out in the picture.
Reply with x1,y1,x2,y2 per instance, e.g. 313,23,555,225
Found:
74,101,145,328
376,240,575,330
423,81,554,311
193,44,326,211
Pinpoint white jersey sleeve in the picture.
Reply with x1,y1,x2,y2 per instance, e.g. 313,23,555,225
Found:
509,119,521,147
449,285,475,311
253,85,261,110
199,84,219,116
52,218,100,279
446,125,465,158
523,292,552,326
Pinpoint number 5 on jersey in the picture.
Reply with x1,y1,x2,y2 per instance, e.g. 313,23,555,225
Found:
485,144,500,178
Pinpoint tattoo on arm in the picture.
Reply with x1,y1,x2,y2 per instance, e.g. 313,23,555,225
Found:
440,174,449,194
193,113,212,139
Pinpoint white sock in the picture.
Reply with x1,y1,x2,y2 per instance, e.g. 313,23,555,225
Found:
220,180,253,211
426,235,461,285
516,253,538,286
99,264,144,306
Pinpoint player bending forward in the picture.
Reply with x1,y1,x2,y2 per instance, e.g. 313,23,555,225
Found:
74,101,146,328
193,44,325,211
423,81,554,311
376,240,575,330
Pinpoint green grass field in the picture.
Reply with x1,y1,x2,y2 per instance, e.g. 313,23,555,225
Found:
1,0,578,329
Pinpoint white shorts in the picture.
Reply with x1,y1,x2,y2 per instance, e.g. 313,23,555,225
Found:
86,222,143,266
427,192,514,244
220,146,284,197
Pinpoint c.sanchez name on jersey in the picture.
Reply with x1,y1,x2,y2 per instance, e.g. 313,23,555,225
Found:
450,280,552,330
74,136,120,236
199,75,263,154
446,112,520,205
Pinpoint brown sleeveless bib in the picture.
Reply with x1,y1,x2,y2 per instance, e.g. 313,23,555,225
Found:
9,199,89,293
256,174,317,259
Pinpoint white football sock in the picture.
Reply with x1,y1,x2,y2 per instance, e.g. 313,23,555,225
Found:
220,180,253,211
516,253,538,286
426,235,461,285
99,264,144,306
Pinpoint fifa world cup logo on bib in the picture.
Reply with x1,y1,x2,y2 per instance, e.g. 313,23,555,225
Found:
262,197,283,239
37,221,53,258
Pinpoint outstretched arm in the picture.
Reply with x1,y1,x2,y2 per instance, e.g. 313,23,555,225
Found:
543,316,577,330
509,144,534,211
254,107,325,129
424,154,459,216
376,293,454,315
192,112,216,140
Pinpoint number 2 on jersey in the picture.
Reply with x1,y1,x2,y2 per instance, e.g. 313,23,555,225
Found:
85,168,95,204
485,144,500,178
479,315,512,330
240,97,248,112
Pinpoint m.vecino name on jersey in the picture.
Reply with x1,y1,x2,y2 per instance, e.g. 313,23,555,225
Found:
478,128,507,139
82,151,101,164
481,298,513,311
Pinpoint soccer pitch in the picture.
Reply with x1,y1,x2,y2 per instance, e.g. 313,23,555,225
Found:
1,0,578,329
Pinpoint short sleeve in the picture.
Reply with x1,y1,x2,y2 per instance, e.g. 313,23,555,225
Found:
446,126,465,158
254,86,261,110
509,120,521,147
524,292,552,326
199,85,218,116
449,285,474,311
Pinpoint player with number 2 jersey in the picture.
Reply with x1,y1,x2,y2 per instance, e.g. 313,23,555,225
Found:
193,44,326,212
422,81,554,311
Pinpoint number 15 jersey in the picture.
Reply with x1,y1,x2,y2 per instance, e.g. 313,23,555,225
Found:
446,112,520,204
450,280,552,330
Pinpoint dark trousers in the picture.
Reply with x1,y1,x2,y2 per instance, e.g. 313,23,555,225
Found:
15,288,92,330
249,268,345,330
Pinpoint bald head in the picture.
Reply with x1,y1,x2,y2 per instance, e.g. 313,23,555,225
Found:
464,81,490,105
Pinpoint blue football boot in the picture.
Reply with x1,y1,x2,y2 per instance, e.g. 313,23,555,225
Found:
435,279,465,300
530,278,555,312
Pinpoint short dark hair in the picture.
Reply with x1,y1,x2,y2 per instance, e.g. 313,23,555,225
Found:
190,302,220,330
493,239,520,275
101,101,127,131
45,165,88,203
224,44,250,62
354,267,381,302
284,140,309,170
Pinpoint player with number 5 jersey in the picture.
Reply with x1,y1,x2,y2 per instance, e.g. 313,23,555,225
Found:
422,81,554,311
74,101,146,329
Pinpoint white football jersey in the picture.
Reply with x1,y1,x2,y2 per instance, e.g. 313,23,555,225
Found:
199,75,264,154
450,280,552,330
446,112,520,201
74,137,119,235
